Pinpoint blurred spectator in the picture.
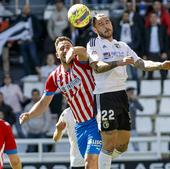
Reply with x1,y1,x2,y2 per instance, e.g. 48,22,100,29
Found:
0,92,16,126
0,73,25,138
138,0,147,17
38,53,58,83
125,0,145,55
46,0,68,53
115,11,141,94
0,0,13,16
144,12,168,82
16,4,41,75
145,0,170,36
23,89,51,152
126,87,143,151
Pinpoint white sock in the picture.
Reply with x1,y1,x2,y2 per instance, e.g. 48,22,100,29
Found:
99,150,112,169
112,149,122,159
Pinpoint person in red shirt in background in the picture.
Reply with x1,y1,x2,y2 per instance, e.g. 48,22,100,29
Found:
0,118,22,169
145,0,170,36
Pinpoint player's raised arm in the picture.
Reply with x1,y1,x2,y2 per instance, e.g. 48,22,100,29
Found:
66,46,88,63
90,57,134,73
134,59,170,71
19,94,53,124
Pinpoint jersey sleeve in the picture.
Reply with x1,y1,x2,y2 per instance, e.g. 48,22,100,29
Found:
4,122,17,155
87,38,100,63
44,71,60,96
125,43,140,62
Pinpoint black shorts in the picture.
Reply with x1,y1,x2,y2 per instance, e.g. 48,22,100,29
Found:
94,90,131,131
71,167,85,169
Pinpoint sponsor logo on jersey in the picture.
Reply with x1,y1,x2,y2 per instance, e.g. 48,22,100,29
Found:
88,139,102,145
60,77,81,92
103,52,111,59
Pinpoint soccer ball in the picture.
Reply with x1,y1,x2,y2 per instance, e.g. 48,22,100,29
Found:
68,4,91,28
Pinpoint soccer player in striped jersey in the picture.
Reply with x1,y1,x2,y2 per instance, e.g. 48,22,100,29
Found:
53,108,85,169
19,36,102,169
0,119,22,169
87,13,170,169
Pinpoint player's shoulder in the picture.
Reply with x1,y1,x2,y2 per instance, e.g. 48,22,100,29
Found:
0,119,10,128
113,40,128,48
87,37,98,47
62,108,72,117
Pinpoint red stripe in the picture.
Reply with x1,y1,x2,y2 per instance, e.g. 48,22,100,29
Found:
74,65,93,118
78,89,92,119
83,68,94,90
68,100,81,122
74,95,87,121
82,68,95,115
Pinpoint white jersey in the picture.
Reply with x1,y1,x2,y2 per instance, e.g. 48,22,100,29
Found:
60,108,84,167
87,37,140,94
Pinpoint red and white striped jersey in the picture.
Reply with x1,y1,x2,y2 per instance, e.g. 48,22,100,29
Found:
45,57,95,123
0,120,17,169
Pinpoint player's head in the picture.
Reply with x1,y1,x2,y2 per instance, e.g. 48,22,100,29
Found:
92,14,113,39
55,36,73,63
31,88,40,103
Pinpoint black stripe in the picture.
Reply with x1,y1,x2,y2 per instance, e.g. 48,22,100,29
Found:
10,27,27,37
89,38,96,47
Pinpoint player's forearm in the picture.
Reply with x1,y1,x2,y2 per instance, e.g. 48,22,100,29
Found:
74,46,88,61
28,96,52,119
94,60,124,73
9,155,22,169
134,59,162,71
53,130,63,142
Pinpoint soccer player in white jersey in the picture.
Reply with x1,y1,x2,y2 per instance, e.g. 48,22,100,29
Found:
53,108,85,169
87,14,170,169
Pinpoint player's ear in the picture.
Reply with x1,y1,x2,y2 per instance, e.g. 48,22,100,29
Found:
56,52,59,59
93,27,97,34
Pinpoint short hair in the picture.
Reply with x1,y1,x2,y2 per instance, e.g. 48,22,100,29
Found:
31,88,40,95
92,13,106,27
55,36,72,49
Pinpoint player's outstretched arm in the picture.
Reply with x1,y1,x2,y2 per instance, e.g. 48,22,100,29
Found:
19,94,53,124
53,119,66,142
134,59,170,71
66,46,88,63
8,154,22,169
91,56,134,73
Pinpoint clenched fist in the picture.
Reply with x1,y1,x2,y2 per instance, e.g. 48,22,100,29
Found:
161,60,170,70
19,112,30,124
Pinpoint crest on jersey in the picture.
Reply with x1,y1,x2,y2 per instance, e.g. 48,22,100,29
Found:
102,45,107,48
114,44,120,48
103,121,109,129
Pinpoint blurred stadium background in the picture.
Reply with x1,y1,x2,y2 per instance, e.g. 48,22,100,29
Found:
0,0,170,168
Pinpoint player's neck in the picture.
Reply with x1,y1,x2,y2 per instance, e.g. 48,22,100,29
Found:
107,37,113,42
62,62,71,71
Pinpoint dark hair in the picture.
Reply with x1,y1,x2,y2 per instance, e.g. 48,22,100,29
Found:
31,88,40,95
55,36,72,48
